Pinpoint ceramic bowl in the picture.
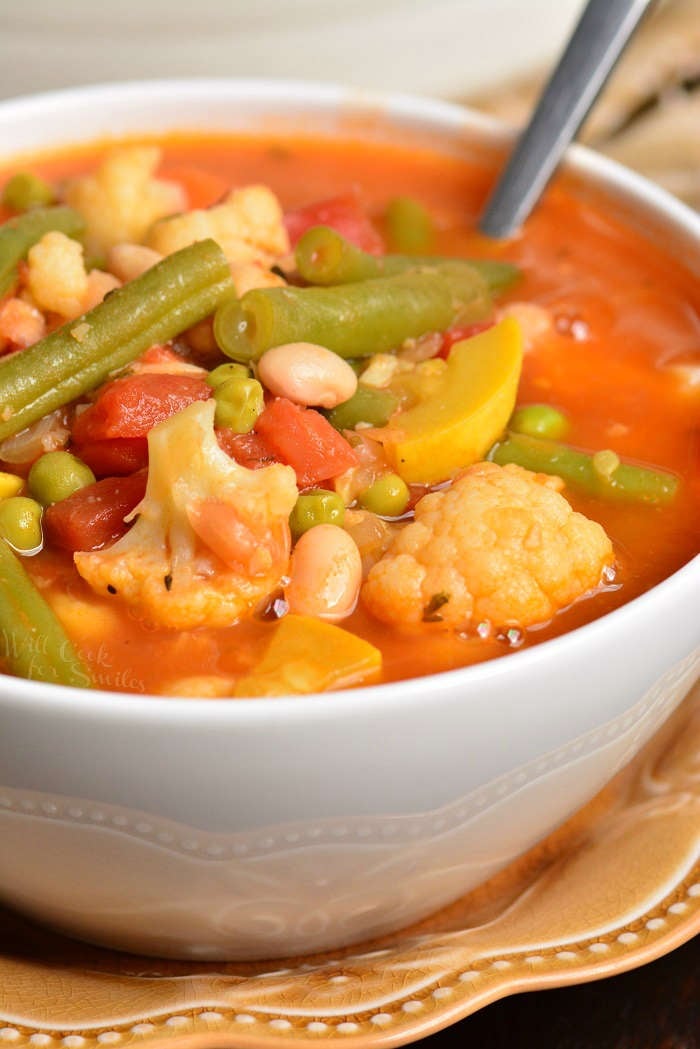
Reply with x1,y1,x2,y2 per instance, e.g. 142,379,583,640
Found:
0,80,697,962
0,0,585,100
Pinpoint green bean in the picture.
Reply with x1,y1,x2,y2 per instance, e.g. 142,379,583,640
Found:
290,489,345,539
0,205,85,298
295,226,375,284
0,497,42,552
0,538,91,686
28,451,96,506
327,385,398,430
2,172,55,212
295,225,520,293
215,266,491,364
359,473,410,517
385,196,434,253
489,431,679,505
206,362,250,389
467,258,522,295
213,376,264,432
0,239,232,442
510,403,570,440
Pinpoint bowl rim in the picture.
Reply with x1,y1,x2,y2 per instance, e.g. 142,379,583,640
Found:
0,76,697,721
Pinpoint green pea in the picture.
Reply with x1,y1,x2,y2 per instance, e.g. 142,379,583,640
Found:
359,473,410,517
290,489,345,540
327,384,398,431
510,403,570,440
206,362,251,389
2,172,55,212
28,451,96,506
385,196,434,253
0,496,43,552
214,376,264,433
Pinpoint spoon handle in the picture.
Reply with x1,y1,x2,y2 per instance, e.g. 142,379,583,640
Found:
479,0,653,239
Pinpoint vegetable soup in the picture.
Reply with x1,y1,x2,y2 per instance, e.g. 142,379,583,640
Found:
0,133,697,696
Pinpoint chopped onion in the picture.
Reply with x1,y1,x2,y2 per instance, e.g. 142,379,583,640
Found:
0,409,70,463
344,509,396,575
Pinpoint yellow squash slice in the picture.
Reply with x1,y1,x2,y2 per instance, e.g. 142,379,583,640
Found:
235,614,382,697
382,317,523,484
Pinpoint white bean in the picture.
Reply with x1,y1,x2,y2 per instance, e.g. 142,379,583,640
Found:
107,243,163,283
285,524,362,622
81,269,121,311
257,342,358,408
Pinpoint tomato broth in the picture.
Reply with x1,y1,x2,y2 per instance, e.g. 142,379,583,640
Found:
0,133,698,695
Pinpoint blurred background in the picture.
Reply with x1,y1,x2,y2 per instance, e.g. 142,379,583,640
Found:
0,1,586,99
0,0,697,206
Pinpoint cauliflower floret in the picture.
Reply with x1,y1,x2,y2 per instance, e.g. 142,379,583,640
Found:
26,231,121,319
75,400,298,629
107,243,164,282
146,184,289,268
81,268,121,311
362,462,614,631
27,230,88,317
230,261,287,296
65,147,186,255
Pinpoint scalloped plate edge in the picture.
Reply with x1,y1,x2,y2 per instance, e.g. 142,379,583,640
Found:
0,866,697,1049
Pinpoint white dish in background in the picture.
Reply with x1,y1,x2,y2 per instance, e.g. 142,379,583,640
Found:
0,79,697,962
0,0,585,100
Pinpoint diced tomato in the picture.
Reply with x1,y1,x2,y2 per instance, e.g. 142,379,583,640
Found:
255,398,358,487
72,436,148,477
72,373,211,443
160,165,229,209
216,428,279,469
284,192,384,254
187,500,290,577
134,344,183,368
437,320,495,359
43,471,148,553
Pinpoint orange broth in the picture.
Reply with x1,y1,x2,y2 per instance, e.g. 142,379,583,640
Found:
3,133,700,693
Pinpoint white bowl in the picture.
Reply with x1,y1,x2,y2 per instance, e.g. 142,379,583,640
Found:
0,80,697,961
0,0,585,100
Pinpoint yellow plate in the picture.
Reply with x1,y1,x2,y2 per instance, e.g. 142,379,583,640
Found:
0,684,698,1048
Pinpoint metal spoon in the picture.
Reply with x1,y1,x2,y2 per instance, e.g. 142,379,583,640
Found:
479,0,654,239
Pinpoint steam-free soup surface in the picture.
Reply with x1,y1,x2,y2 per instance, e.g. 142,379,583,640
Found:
0,133,697,695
